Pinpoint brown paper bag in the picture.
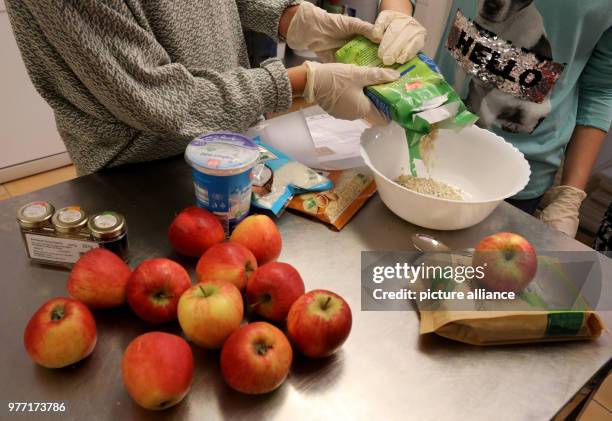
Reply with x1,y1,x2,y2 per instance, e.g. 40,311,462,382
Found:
415,253,606,345
419,310,604,346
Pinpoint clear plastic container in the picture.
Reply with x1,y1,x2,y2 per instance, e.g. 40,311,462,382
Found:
185,132,259,234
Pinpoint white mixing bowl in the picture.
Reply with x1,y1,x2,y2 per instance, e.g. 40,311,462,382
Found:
360,122,531,230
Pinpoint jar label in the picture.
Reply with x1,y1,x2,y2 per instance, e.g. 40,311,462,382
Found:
59,208,83,223
23,204,48,218
25,233,98,264
94,214,118,229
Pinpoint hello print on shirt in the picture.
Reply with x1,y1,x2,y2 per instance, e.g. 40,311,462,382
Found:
445,1,565,134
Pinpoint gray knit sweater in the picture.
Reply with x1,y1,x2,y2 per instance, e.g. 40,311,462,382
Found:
6,0,300,174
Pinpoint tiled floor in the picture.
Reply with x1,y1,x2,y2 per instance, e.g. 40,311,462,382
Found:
0,165,77,201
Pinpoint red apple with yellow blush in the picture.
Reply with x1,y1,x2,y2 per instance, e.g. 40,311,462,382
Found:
220,322,292,394
287,290,352,358
230,215,282,265
168,206,225,257
178,281,243,349
126,258,192,323
121,332,194,410
246,262,305,322
24,297,97,368
196,242,257,291
472,232,537,293
67,248,132,308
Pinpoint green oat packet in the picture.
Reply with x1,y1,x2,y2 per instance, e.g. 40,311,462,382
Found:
336,36,478,175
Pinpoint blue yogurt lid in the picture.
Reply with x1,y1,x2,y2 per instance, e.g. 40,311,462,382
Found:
185,132,259,176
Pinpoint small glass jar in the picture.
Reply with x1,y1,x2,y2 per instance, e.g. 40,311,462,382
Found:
52,206,91,238
17,203,98,268
87,211,129,261
17,201,55,233
17,202,57,266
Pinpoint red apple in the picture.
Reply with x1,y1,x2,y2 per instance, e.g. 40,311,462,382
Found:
122,332,194,410
220,322,292,394
195,242,257,291
126,258,192,323
24,297,97,368
246,262,305,322
287,290,352,358
67,248,132,308
178,281,244,349
472,232,537,292
168,206,225,257
229,215,282,265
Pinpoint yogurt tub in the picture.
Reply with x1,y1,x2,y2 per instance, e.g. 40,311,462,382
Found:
185,132,260,234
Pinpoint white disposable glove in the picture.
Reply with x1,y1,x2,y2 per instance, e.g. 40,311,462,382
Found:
372,10,427,65
286,2,376,62
303,61,399,125
539,185,587,238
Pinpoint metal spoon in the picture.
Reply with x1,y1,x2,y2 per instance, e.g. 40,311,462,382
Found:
411,233,451,252
411,233,474,256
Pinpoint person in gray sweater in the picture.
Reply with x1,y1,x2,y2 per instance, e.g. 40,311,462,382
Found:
5,1,426,175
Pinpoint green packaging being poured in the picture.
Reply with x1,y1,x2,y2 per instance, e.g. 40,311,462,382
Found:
335,36,478,175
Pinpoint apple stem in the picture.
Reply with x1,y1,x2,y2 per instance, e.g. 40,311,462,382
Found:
51,306,65,321
245,262,254,278
249,294,271,309
321,296,332,311
199,285,211,298
254,342,272,356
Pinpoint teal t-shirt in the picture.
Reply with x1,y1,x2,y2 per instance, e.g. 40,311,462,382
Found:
430,0,612,199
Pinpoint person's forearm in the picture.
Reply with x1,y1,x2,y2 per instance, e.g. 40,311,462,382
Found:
379,0,413,15
287,65,307,97
278,5,299,39
562,125,606,189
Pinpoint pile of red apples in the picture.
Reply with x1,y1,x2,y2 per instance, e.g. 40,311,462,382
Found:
23,207,352,410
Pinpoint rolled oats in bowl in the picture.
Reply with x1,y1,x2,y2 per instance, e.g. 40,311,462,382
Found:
395,175,464,201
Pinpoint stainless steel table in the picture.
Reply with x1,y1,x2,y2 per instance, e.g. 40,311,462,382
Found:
0,157,610,421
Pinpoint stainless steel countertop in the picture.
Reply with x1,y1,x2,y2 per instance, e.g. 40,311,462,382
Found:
0,157,610,421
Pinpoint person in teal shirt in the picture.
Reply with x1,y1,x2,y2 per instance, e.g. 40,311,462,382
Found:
374,0,611,238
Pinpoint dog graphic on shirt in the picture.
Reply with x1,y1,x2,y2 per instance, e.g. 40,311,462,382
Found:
457,0,554,134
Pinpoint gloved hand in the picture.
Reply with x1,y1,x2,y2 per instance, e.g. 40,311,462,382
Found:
372,10,427,65
303,61,399,125
286,2,376,62
539,185,587,238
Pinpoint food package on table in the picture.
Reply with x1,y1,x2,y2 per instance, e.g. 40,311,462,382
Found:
287,169,376,230
335,36,478,175
251,137,332,215
420,310,603,346
413,253,605,345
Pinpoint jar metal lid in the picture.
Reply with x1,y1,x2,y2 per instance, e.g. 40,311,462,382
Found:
52,206,88,233
88,211,126,239
16,201,55,228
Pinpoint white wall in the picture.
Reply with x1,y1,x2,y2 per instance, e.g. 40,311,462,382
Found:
0,0,71,183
